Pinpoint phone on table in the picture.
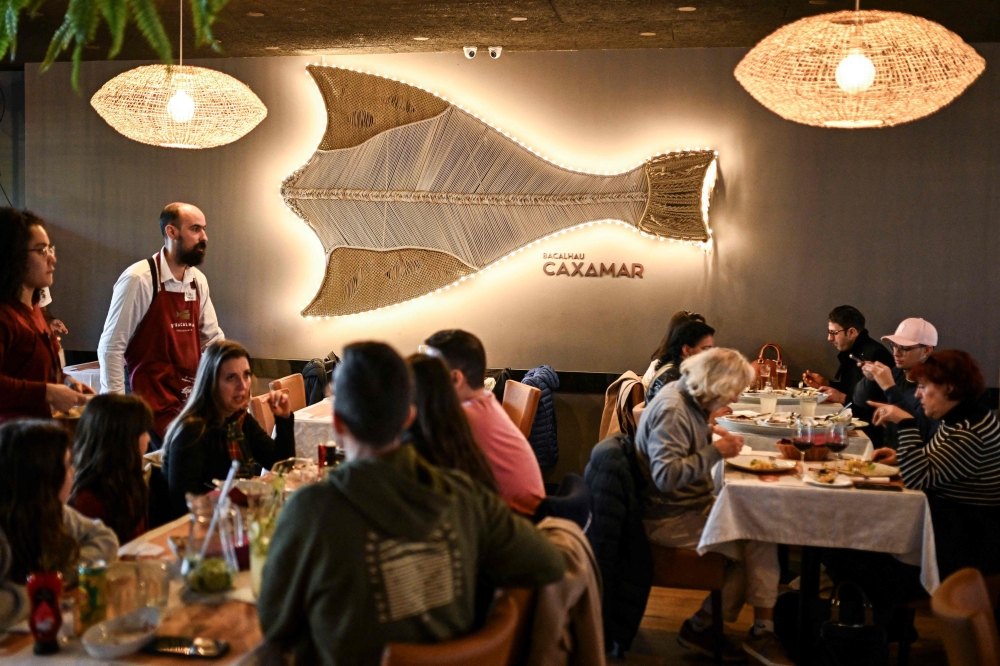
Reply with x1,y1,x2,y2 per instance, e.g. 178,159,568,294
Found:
143,636,230,658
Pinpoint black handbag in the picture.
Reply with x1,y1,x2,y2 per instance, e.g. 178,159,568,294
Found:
816,582,889,666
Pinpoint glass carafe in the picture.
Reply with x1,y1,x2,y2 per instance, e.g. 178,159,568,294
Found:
182,493,241,594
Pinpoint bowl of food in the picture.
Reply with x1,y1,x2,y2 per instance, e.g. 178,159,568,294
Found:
82,606,159,659
776,438,830,461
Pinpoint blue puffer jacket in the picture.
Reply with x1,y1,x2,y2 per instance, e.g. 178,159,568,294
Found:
521,365,560,470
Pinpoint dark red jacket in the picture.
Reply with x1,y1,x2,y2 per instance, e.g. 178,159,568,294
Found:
0,299,61,423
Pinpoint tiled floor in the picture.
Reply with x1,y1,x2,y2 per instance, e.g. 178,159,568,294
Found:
618,587,947,665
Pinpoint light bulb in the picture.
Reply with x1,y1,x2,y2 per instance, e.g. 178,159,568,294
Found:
167,89,195,123
835,48,876,94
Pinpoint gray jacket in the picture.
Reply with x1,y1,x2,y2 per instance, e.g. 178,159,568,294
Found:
635,377,721,519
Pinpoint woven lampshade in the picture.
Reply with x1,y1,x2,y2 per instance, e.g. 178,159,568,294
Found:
734,10,985,128
91,64,267,149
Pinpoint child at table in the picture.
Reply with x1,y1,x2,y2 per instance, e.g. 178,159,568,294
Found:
0,420,119,588
70,394,154,543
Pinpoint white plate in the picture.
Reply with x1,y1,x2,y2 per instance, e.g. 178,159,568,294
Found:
831,460,900,478
739,391,830,405
804,473,853,488
717,416,863,438
726,455,797,473
82,606,159,659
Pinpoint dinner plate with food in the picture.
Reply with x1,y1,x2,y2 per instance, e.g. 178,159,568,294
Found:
831,459,900,478
803,468,853,488
738,387,829,405
726,455,797,474
716,411,865,437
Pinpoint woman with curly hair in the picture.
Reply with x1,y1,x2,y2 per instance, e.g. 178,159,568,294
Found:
70,394,154,543
0,420,118,586
0,208,91,422
405,353,499,494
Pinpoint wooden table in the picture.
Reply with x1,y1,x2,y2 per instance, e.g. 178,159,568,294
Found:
1,517,263,664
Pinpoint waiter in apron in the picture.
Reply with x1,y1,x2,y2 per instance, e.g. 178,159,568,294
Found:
1,208,92,423
98,203,224,445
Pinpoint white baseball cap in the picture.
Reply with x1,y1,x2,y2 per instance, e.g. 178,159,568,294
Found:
882,318,938,347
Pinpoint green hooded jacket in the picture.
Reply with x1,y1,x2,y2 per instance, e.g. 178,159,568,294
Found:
258,445,566,665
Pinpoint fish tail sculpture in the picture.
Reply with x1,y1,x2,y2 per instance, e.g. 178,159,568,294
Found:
282,65,719,317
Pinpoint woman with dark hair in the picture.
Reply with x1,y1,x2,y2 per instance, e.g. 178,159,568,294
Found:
0,420,118,586
162,340,295,518
645,320,716,403
405,354,499,493
644,310,706,387
70,394,154,543
869,350,1000,578
0,208,91,423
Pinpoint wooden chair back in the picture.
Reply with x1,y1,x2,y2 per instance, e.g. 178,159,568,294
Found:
932,568,1000,666
501,380,541,438
380,591,520,666
269,374,307,413
249,395,275,436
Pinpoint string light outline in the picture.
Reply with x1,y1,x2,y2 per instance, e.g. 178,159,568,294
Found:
282,62,719,320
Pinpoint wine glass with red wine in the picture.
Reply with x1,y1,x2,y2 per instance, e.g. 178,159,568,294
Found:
826,422,849,461
792,419,814,478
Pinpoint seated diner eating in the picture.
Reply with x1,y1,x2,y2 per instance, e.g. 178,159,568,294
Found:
161,340,295,518
423,329,546,516
257,341,566,664
636,347,790,665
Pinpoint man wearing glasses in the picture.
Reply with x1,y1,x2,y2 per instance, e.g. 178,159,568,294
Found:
855,318,940,449
802,305,895,407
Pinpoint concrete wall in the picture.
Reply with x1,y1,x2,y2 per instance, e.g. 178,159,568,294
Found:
24,46,1000,384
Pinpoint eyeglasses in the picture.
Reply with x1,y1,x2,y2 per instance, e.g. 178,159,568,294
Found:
890,342,923,353
29,244,56,258
827,328,845,338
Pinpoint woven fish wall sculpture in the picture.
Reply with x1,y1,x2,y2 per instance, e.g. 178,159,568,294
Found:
283,65,719,317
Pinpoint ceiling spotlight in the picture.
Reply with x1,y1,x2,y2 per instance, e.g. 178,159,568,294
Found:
265,46,280,50
489,46,502,59
413,36,429,41
678,6,697,11
463,46,477,58
640,32,656,36
511,16,527,21
247,11,263,17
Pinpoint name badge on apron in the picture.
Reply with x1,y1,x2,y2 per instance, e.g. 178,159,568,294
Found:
184,287,197,302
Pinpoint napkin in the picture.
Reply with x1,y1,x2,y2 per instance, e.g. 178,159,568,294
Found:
118,541,165,558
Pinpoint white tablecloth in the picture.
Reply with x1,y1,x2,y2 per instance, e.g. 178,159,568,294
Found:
290,400,332,461
63,361,101,392
699,454,939,594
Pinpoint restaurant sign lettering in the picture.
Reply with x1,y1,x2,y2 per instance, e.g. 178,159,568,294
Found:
541,252,643,279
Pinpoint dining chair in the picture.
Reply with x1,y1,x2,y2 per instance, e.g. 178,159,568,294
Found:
269,374,307,413
932,567,1000,666
249,395,275,436
501,380,541,438
380,589,527,666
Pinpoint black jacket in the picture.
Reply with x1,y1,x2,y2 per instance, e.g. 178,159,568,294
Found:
853,367,939,449
831,329,895,402
584,433,653,653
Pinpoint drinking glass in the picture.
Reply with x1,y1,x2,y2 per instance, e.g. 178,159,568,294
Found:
758,365,772,390
793,419,815,478
826,422,849,461
759,393,778,415
774,363,788,390
799,395,818,418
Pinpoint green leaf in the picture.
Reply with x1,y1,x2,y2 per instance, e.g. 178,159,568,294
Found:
128,0,172,64
100,0,125,58
189,0,229,49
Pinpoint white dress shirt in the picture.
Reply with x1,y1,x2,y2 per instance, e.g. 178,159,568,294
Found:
97,250,224,394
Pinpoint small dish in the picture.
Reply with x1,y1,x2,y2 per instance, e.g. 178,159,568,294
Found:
82,606,160,659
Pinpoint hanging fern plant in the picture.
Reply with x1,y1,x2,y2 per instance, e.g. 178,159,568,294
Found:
0,0,230,88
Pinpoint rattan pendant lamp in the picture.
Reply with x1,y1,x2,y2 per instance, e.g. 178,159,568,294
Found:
90,1,266,148
734,1,985,128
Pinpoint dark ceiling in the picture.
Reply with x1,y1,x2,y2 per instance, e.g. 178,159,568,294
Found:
7,0,999,67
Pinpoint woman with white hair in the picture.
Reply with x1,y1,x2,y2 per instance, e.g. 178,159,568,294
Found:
635,348,789,666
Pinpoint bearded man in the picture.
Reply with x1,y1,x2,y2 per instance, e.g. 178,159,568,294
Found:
98,203,224,445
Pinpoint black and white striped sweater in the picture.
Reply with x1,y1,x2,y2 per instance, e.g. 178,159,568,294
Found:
897,401,1000,506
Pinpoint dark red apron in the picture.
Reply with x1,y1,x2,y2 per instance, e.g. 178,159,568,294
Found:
125,253,202,438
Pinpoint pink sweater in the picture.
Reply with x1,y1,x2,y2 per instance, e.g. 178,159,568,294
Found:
463,390,546,516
